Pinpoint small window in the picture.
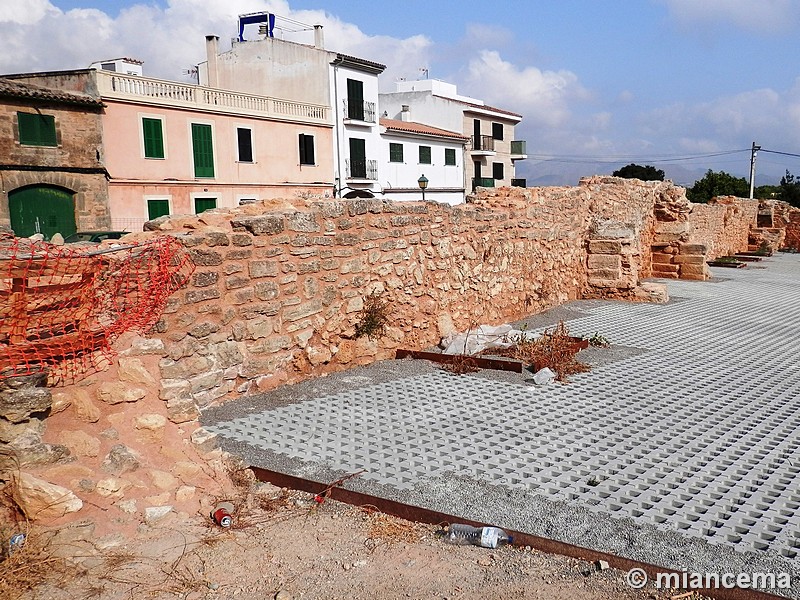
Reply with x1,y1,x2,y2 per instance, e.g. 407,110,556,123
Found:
191,123,214,177
299,134,315,165
237,127,253,163
147,199,170,220
492,162,504,180
389,142,403,163
194,197,217,214
445,148,456,166
346,78,365,120
17,112,57,146
142,117,164,159
419,146,431,165
492,122,504,140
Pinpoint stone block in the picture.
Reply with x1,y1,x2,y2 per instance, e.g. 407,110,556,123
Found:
680,273,708,281
58,430,101,457
588,268,622,281
192,271,219,287
588,240,623,254
188,249,223,266
0,387,52,423
249,260,279,278
159,355,214,379
13,473,83,520
101,445,140,476
651,262,680,273
231,215,284,235
679,263,710,276
587,254,621,270
254,281,280,300
673,254,705,265
73,391,101,423
124,337,166,356
118,357,156,385
651,252,674,264
679,242,708,255
97,381,147,405
185,287,221,304
284,299,323,322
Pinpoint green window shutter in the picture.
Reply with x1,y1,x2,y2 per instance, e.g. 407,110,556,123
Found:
147,199,170,220
18,112,57,146
389,143,403,163
346,78,364,120
445,148,456,166
142,118,164,158
492,162,504,180
194,197,217,214
192,123,214,177
492,122,504,140
419,146,431,164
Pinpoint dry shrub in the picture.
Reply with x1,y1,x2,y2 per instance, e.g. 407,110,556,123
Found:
0,525,75,598
365,512,421,546
354,291,390,340
489,320,590,382
442,354,479,375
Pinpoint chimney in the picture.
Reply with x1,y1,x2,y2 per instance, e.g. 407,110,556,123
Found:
400,105,411,122
205,35,219,88
314,25,324,49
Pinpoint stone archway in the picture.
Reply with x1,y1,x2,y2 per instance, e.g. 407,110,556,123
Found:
9,184,77,239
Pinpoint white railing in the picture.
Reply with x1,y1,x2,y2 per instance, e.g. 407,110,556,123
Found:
96,71,329,124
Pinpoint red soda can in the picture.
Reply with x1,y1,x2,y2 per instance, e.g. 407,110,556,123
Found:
211,502,234,527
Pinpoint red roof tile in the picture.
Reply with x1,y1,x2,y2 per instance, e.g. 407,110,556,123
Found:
0,78,103,108
380,118,468,142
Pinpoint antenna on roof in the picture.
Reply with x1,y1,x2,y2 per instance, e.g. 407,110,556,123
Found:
419,67,429,79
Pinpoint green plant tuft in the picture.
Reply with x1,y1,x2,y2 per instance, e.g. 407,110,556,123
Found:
354,291,391,340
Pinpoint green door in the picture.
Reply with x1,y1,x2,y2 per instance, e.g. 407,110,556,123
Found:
9,185,77,240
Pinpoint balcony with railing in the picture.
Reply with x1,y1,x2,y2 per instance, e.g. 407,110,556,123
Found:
472,177,495,191
471,135,495,155
342,99,377,124
346,158,378,180
95,70,329,125
511,140,528,160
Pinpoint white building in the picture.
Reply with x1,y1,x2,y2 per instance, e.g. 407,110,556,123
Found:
379,79,527,193
380,115,467,205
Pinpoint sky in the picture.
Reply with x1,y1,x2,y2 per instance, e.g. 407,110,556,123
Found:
3,0,800,186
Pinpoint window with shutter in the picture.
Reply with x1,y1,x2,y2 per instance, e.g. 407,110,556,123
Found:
389,143,403,163
419,146,431,164
194,197,217,214
17,112,57,147
346,78,365,120
492,162,504,180
237,127,253,162
147,199,170,220
192,123,214,177
445,148,456,166
492,122,504,140
299,134,315,165
142,117,164,159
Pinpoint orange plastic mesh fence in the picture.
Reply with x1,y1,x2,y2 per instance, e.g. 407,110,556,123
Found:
0,234,194,385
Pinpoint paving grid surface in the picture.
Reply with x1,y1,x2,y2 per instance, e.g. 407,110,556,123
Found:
205,254,800,562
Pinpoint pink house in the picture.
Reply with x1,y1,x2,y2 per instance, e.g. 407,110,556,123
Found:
7,63,334,232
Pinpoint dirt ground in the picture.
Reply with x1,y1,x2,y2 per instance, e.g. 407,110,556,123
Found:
3,476,706,600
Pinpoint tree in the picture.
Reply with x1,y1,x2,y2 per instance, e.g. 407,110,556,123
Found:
612,163,665,181
686,170,749,203
779,170,800,207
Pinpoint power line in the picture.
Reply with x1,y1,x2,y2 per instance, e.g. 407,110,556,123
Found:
761,149,800,159
528,149,749,165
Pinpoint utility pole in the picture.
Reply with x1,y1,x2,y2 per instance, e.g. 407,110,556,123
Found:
749,141,761,199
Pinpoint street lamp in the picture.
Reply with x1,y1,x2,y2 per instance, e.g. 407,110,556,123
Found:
417,174,429,201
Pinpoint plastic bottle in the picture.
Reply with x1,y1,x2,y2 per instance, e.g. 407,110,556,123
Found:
444,524,513,548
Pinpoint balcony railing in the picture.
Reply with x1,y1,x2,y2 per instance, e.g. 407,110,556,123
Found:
471,135,495,153
343,99,376,123
511,178,527,187
472,177,495,191
511,140,527,156
95,70,329,124
346,158,378,180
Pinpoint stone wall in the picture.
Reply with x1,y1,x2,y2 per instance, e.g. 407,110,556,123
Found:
686,197,759,259
770,201,800,251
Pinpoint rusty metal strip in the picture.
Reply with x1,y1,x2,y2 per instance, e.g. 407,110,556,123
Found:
395,349,524,373
250,466,786,600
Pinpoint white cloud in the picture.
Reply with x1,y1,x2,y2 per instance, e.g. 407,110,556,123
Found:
460,50,587,128
0,0,433,84
661,0,799,33
1,0,52,24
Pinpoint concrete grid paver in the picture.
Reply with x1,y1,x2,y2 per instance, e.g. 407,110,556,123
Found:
205,255,800,561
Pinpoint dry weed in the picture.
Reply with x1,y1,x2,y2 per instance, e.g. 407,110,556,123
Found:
487,320,590,382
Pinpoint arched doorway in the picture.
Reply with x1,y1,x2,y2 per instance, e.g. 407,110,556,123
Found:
343,189,375,199
9,185,77,240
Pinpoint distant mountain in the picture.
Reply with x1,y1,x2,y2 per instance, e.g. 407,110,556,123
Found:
517,162,782,189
